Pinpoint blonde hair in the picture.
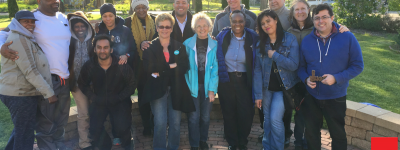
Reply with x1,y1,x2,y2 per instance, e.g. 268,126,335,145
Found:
155,13,175,29
191,12,213,31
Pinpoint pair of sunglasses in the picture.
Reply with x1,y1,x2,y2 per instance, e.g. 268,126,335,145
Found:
158,25,172,29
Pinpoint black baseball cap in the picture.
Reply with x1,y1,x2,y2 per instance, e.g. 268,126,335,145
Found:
15,11,38,21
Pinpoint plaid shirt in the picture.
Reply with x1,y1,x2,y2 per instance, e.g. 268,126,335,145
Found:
314,23,337,44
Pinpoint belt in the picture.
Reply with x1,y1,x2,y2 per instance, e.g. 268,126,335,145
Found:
228,72,246,77
51,74,67,86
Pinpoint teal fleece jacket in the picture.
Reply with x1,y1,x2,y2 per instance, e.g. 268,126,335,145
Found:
183,34,219,98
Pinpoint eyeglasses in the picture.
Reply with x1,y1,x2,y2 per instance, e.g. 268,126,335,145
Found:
158,25,172,29
196,25,209,29
313,15,331,21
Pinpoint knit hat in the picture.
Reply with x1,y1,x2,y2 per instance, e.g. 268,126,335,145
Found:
131,0,149,10
100,3,116,17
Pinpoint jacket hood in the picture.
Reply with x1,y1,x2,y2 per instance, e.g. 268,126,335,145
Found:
8,18,35,41
223,4,246,13
98,16,125,32
68,11,95,42
310,21,340,39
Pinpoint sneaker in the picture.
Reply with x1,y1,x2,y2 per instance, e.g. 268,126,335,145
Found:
113,138,121,146
199,141,209,150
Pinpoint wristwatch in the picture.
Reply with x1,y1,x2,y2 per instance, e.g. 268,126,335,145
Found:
126,53,130,58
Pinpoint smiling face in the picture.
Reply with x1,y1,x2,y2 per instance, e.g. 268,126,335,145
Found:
102,12,116,29
293,2,309,23
73,22,88,40
173,0,189,17
95,39,113,60
134,4,148,20
37,0,60,15
313,9,334,35
230,13,245,37
19,19,36,33
269,0,285,11
157,20,173,39
227,0,241,11
261,15,278,36
195,19,209,39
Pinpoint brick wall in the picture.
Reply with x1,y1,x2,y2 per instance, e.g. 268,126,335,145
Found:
66,97,400,150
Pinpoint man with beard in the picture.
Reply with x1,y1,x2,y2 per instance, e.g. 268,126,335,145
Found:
0,0,72,149
78,35,136,150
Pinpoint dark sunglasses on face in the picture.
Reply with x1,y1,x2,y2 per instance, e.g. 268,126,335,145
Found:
158,25,172,29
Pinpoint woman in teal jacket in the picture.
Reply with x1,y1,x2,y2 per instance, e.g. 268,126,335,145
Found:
183,12,218,150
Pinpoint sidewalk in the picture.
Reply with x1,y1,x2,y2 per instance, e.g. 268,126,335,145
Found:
33,120,362,150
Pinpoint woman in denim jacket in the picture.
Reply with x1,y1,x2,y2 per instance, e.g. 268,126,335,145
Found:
253,9,300,150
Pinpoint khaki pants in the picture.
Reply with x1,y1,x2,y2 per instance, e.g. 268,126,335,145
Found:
71,88,91,148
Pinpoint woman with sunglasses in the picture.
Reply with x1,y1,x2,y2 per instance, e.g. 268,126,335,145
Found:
142,13,193,150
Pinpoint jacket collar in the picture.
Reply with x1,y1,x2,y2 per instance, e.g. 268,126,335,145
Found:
274,6,288,15
310,21,340,39
185,34,216,51
98,16,125,32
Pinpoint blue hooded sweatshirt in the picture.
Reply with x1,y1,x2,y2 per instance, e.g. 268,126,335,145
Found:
298,21,364,100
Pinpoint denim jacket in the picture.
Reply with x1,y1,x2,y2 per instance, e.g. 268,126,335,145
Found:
253,32,300,100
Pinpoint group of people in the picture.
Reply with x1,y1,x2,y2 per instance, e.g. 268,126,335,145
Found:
0,0,364,149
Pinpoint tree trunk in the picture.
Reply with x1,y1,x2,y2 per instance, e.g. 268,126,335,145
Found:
260,0,268,10
221,0,227,9
96,0,104,8
242,0,249,9
192,0,196,9
8,0,18,19
60,0,65,13
195,0,202,12
129,0,133,15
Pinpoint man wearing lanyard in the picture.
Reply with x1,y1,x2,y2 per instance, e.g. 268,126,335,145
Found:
0,0,72,149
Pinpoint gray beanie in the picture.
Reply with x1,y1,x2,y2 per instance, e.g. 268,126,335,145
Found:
131,0,149,10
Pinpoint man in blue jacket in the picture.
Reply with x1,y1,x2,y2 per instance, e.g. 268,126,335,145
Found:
298,4,364,150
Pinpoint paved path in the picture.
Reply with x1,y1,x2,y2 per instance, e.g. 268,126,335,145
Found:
33,120,362,150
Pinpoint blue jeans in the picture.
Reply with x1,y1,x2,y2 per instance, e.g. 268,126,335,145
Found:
150,88,182,150
294,108,307,148
262,90,285,150
187,84,213,147
0,94,39,150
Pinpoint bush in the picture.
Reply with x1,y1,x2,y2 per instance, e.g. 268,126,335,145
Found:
382,15,400,33
389,0,400,11
396,29,400,45
333,0,384,28
23,0,37,5
362,15,384,31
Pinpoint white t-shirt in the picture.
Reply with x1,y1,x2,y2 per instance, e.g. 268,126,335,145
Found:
0,11,71,79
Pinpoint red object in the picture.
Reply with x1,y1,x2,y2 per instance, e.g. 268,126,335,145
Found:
371,137,398,150
164,52,170,63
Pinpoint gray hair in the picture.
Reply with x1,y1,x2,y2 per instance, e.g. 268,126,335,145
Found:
191,12,213,31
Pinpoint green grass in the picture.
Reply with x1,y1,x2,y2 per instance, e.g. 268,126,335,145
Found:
0,1,38,12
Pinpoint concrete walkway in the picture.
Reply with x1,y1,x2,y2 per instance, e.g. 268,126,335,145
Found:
33,120,362,150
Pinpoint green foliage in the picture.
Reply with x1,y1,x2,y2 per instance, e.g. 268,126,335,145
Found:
195,0,202,12
242,0,249,9
396,29,400,45
221,0,227,9
381,15,400,33
332,0,383,28
389,0,400,11
8,0,19,19
361,15,384,31
106,0,114,4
